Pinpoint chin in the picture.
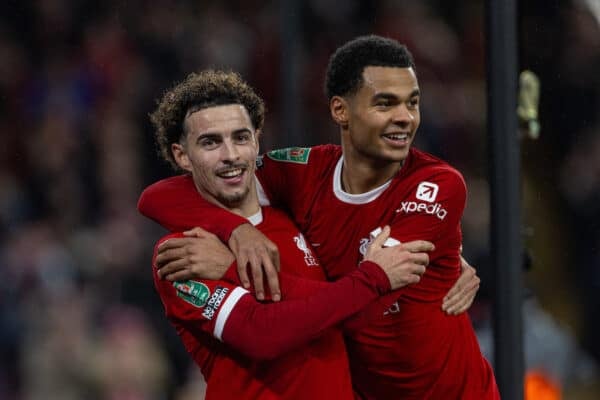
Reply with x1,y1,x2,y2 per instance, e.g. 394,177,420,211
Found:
379,148,409,163
219,190,249,207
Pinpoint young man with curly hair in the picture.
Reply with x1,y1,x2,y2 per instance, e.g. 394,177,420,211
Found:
140,36,498,399
144,69,436,399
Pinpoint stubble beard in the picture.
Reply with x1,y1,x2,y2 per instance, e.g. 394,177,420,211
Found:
217,186,250,209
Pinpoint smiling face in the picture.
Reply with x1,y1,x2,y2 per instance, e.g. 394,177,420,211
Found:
337,66,421,165
171,104,259,214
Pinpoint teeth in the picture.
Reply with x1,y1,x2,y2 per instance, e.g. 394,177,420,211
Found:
219,168,243,178
385,133,408,140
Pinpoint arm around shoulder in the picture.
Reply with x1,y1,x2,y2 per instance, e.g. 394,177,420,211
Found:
138,174,248,240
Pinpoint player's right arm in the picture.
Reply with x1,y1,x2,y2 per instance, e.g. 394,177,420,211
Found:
154,230,431,360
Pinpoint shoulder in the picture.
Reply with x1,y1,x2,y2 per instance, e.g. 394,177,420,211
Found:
138,174,196,215
408,148,466,191
262,144,341,166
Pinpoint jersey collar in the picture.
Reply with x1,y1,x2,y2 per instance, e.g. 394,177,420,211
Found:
332,156,392,204
247,208,263,226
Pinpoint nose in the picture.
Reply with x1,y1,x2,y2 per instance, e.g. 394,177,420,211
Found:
391,104,414,127
221,138,240,161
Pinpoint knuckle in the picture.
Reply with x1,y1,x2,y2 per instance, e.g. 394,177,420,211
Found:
266,266,277,275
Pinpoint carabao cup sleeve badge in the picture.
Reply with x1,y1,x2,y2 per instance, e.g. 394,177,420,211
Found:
266,147,311,164
173,280,211,307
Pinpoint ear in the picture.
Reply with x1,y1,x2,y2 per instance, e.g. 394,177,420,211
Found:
330,96,349,129
171,143,193,172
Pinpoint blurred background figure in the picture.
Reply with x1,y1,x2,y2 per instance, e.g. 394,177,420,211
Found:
0,0,598,399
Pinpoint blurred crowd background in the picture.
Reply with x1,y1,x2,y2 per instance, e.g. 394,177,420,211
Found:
0,0,599,399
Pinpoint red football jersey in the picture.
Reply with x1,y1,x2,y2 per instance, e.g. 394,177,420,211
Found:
153,206,382,400
138,146,500,399
255,145,499,399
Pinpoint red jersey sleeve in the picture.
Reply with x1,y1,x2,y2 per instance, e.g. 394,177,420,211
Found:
153,234,392,360
153,235,250,341
388,167,466,261
138,174,247,241
385,167,467,301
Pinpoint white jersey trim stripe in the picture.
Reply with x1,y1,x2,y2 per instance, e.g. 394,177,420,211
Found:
332,157,392,204
214,286,249,341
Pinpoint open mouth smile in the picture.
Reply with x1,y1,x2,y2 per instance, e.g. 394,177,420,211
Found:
217,168,245,178
382,132,410,146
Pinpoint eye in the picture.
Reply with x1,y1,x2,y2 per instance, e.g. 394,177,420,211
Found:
408,97,420,109
234,132,252,144
199,137,220,150
374,101,392,110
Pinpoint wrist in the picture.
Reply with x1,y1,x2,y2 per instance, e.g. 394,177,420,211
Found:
359,260,392,294
221,219,250,242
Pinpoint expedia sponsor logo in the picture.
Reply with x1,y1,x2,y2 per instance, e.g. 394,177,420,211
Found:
202,286,229,320
416,181,439,202
398,201,448,220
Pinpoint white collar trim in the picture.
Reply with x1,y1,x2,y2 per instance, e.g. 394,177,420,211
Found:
255,176,271,206
246,208,263,226
332,156,391,204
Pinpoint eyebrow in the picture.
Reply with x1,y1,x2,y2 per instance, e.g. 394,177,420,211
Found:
196,128,253,139
232,128,253,135
373,89,421,101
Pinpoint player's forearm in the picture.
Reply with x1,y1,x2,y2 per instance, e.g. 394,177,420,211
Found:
222,261,390,360
138,175,247,240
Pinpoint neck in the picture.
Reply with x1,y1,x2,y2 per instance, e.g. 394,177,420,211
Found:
340,140,404,195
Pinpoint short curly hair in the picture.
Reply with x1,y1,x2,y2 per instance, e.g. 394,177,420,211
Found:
325,35,416,100
150,70,265,170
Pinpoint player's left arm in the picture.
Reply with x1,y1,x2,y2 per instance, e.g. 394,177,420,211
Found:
387,168,479,314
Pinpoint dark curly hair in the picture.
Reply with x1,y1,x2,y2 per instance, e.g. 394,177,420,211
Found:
150,70,265,170
324,35,416,100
